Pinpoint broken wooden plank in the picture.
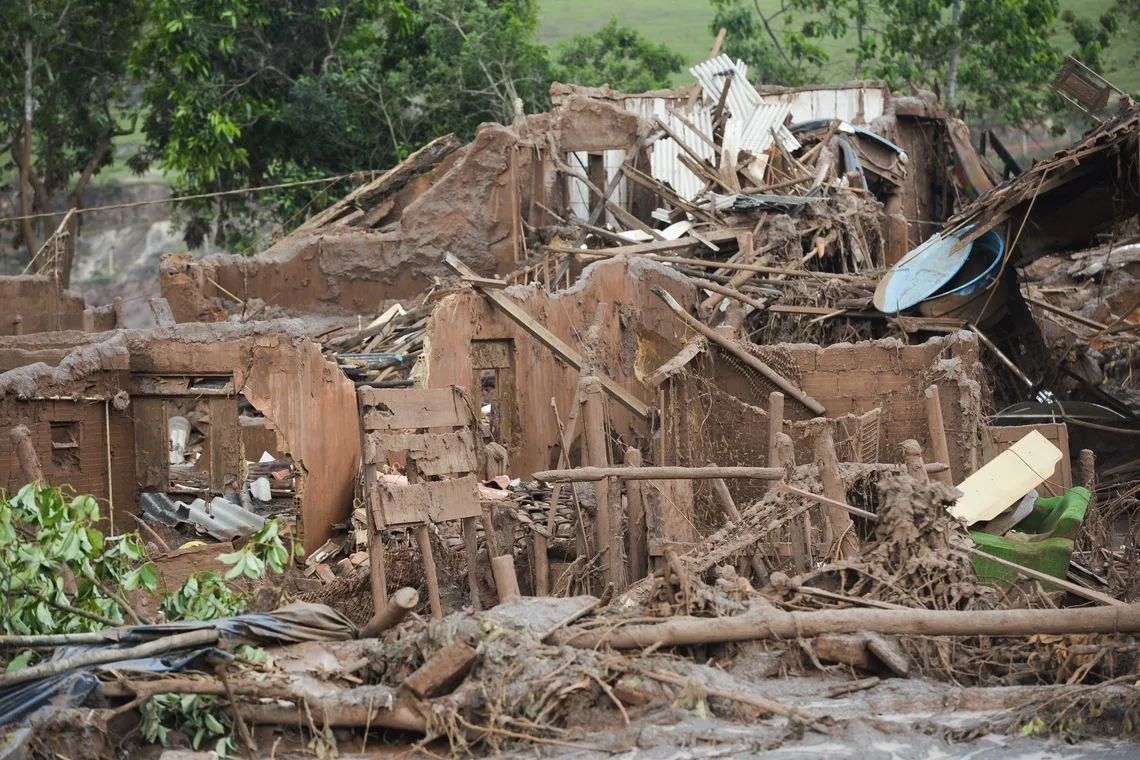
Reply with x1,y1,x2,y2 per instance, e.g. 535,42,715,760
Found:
648,337,708,387
370,475,481,527
443,253,649,418
364,430,478,476
299,133,462,232
533,465,784,482
950,430,1062,525
360,387,473,430
403,642,477,698
652,286,827,415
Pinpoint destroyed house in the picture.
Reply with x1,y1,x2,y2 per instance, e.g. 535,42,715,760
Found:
9,57,1140,758
0,321,358,552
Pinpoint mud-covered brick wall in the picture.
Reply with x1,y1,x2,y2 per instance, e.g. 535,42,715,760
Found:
783,334,984,478
240,337,361,554
665,332,985,515
161,94,641,323
422,258,700,478
0,399,137,532
0,276,115,335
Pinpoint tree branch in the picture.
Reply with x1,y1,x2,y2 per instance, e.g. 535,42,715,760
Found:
752,0,796,72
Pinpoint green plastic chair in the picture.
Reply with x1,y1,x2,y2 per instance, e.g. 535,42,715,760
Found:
969,487,1091,588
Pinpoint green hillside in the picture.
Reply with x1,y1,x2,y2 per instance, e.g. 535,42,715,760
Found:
538,0,1139,93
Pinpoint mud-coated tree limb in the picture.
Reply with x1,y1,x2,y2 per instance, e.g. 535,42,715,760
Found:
551,604,1140,649
0,629,219,688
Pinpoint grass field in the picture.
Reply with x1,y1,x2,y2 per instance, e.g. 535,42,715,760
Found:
537,0,1140,94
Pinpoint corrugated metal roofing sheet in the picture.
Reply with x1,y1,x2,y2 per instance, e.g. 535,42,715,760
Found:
690,56,800,153
625,98,714,201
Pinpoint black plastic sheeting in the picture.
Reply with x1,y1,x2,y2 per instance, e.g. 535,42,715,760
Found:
0,603,356,730
0,672,99,728
119,602,358,648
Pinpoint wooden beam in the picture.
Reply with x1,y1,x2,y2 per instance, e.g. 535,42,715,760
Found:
653,286,827,416
552,604,1140,649
534,465,785,483
552,246,874,284
626,448,648,581
443,253,649,418
924,385,954,485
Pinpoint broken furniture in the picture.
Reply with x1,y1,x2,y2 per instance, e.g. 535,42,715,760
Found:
358,386,483,619
970,487,1092,588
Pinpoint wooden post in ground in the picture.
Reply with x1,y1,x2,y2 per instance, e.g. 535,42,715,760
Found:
461,517,482,607
533,530,550,596
366,506,388,617
901,439,930,484
923,385,953,485
711,476,741,522
413,524,443,619
766,392,784,493
582,376,626,591
777,432,812,572
815,424,859,560
1079,448,1096,493
491,555,521,602
625,448,648,581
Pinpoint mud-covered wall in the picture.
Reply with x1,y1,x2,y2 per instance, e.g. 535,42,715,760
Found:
1,275,117,335
0,321,360,547
161,94,641,322
0,399,136,529
241,338,360,554
665,332,985,500
422,258,699,477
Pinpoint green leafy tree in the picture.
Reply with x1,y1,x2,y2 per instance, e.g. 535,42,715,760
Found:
130,0,552,251
875,0,1062,123
710,0,874,85
0,0,143,285
554,18,686,92
129,0,412,249
708,0,1099,124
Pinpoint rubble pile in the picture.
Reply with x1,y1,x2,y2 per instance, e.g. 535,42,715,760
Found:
5,52,1140,758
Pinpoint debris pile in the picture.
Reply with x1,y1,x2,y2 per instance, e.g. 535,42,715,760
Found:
5,49,1140,758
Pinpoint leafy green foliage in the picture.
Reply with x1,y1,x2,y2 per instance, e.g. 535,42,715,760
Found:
128,0,557,251
710,0,872,85
0,483,152,636
140,694,234,757
707,0,1101,124
0,0,145,281
554,18,686,92
0,483,292,755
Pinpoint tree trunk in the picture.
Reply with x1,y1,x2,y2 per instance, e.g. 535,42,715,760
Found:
59,131,113,288
945,0,963,104
552,604,1140,649
19,36,36,261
